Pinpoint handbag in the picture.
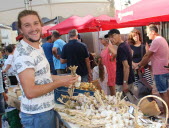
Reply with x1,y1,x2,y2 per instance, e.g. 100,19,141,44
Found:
137,71,153,98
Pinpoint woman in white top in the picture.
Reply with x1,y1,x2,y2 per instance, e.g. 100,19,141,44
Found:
92,56,110,95
2,44,17,85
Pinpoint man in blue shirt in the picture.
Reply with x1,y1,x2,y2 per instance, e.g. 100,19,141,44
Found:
108,29,135,104
42,36,57,75
52,31,67,74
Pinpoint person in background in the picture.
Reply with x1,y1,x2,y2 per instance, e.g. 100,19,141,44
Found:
42,36,57,75
128,29,153,87
0,82,8,128
13,10,78,128
52,31,67,75
93,55,109,95
139,24,169,110
100,34,116,95
89,53,97,70
1,49,7,60
61,29,92,82
2,44,18,85
108,29,136,104
0,51,8,128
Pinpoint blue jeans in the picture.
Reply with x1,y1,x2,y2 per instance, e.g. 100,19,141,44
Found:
49,61,57,75
154,73,169,93
0,93,5,115
20,109,56,128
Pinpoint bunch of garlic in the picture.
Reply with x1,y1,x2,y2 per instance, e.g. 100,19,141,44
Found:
69,66,81,88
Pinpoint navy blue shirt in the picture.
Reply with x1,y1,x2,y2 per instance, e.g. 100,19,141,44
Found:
116,42,135,85
130,44,146,63
42,42,53,62
61,39,89,76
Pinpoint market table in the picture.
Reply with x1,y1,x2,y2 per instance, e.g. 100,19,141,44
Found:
6,86,21,110
54,104,80,128
6,86,78,128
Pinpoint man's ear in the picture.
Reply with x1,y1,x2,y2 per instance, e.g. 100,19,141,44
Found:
151,30,156,35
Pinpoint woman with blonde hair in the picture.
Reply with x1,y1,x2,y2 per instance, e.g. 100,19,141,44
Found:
128,29,153,86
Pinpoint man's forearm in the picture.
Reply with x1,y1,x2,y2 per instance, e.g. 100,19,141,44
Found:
123,66,129,82
85,58,91,74
139,51,153,67
53,51,58,58
52,48,58,58
139,54,150,67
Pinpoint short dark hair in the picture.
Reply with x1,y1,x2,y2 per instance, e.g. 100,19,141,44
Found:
108,29,120,37
46,35,52,41
5,44,15,53
18,10,42,29
104,34,109,38
52,31,60,38
148,24,158,33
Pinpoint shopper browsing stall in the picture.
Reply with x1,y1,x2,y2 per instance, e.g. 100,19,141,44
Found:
108,29,136,104
139,24,169,110
128,29,153,87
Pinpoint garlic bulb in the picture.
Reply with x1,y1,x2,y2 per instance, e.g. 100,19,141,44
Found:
74,75,81,88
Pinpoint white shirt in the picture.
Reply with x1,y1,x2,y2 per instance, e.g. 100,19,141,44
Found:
13,40,54,114
3,54,15,76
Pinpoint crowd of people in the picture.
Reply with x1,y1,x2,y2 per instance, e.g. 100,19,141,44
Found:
0,9,169,128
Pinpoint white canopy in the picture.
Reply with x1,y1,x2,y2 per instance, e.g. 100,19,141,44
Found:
0,0,114,25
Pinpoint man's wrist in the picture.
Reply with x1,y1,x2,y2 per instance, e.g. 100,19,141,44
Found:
123,80,127,84
138,64,141,68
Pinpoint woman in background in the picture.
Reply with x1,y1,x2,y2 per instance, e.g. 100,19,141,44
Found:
128,29,153,86
100,34,116,95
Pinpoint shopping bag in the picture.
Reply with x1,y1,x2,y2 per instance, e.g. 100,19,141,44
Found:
137,77,152,98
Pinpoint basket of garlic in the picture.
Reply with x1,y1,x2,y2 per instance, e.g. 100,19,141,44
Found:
54,90,165,128
134,95,168,128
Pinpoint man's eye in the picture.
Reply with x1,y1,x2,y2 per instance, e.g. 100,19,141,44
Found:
35,22,39,25
24,24,30,27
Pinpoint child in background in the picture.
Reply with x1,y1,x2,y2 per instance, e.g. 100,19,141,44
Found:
92,56,110,95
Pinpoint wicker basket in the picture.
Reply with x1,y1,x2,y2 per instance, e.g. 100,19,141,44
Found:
135,95,168,128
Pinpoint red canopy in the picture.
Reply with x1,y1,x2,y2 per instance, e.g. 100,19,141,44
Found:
115,0,169,23
48,15,96,35
93,15,149,31
41,25,52,38
48,15,149,35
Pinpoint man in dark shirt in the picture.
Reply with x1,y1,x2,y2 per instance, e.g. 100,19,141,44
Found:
61,29,92,82
42,36,57,75
108,29,136,103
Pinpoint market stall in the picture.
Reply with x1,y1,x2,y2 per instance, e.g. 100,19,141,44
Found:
6,86,21,110
5,66,168,128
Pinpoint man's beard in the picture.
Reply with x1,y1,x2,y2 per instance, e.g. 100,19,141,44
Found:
25,34,41,42
27,36,41,42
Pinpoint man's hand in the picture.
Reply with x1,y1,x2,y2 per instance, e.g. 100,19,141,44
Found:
2,69,6,73
132,63,139,69
3,92,8,101
122,83,129,93
56,55,60,59
54,75,79,88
